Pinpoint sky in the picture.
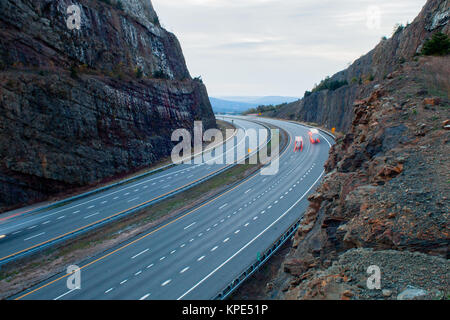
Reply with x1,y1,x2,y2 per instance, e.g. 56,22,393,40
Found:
151,0,427,97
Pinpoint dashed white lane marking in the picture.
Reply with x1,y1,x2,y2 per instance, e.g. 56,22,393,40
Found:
120,279,128,285
161,279,171,287
268,205,272,209
24,232,45,241
198,233,203,237
197,256,205,261
171,250,176,254
184,222,196,230
245,189,251,194
253,216,258,220
207,228,211,231
113,197,119,200
134,189,139,192
261,210,265,214
180,267,190,274
235,230,240,234
162,185,170,189
139,293,151,300
180,244,186,248
73,210,80,214
54,288,78,300
213,224,218,227
42,221,51,225
105,288,114,294
12,230,22,235
101,201,108,204
274,200,278,204
280,196,284,199
88,205,95,209
211,246,218,252
223,238,230,243
28,225,37,230
244,223,250,227
160,256,166,261
84,212,100,219
220,219,225,223
132,248,149,259
147,264,154,269
189,239,194,242
135,271,142,276
128,197,140,203
219,203,228,210
176,171,328,300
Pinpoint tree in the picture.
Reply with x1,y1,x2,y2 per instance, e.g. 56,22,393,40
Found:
422,32,450,56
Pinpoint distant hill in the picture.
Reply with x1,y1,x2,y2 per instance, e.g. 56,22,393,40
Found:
219,96,299,106
209,98,258,114
210,96,299,114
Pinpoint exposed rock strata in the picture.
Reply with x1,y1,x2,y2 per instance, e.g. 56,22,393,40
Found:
0,0,215,211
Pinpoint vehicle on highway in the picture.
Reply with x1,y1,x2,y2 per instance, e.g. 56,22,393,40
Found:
0,234,6,240
294,136,303,152
308,129,320,144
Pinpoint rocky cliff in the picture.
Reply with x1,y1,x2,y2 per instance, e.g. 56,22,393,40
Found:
0,0,216,211
236,0,449,300
266,0,449,133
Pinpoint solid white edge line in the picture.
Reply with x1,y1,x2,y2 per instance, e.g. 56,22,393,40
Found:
177,170,325,300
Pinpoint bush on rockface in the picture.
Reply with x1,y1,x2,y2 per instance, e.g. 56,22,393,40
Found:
312,76,348,93
422,32,450,56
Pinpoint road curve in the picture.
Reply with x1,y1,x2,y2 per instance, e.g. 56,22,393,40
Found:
0,118,267,265
13,117,334,300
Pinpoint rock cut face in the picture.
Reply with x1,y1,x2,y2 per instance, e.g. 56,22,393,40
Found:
0,0,216,211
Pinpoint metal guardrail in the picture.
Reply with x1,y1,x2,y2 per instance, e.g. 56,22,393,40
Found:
213,120,336,300
216,218,303,300
0,120,273,267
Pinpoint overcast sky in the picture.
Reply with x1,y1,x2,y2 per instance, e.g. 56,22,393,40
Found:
151,0,427,97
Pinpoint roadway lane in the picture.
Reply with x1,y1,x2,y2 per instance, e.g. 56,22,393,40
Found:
0,118,268,264
14,117,334,300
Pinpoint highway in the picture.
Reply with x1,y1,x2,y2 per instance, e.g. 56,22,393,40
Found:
0,118,268,265
12,117,334,300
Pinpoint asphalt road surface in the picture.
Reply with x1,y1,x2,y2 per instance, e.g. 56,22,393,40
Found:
12,116,334,300
0,118,267,265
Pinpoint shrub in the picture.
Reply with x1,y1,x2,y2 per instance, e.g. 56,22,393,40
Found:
421,32,450,56
304,90,312,98
70,65,78,79
393,23,404,36
312,76,348,93
153,70,169,79
135,67,143,79
115,0,124,10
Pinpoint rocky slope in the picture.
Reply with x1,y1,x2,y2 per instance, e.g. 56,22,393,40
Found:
0,0,215,211
265,0,449,133
236,0,449,300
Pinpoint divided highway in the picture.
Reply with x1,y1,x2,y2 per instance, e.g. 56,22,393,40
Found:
0,118,267,265
12,117,334,300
